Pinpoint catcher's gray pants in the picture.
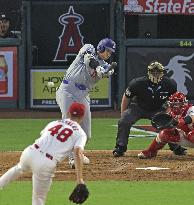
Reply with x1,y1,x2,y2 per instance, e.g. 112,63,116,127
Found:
116,103,164,147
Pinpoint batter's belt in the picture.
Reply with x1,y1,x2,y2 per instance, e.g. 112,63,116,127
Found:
63,80,87,90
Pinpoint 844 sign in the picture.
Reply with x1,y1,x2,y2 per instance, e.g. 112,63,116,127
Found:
179,40,193,47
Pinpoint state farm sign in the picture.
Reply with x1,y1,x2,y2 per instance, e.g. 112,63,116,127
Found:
123,0,194,15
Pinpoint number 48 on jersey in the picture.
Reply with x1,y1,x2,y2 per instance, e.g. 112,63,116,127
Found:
48,125,73,142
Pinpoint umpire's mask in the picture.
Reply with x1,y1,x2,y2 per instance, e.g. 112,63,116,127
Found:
147,61,164,84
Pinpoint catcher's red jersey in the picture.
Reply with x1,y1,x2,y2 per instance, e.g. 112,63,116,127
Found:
169,105,194,134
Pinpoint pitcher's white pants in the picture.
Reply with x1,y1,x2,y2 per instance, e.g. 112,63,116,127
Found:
0,146,56,205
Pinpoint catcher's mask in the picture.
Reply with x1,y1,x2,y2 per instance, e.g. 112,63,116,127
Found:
168,92,188,115
147,61,164,84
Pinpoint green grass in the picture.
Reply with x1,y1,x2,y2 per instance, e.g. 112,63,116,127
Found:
1,181,194,205
0,118,153,151
0,118,190,205
0,119,51,150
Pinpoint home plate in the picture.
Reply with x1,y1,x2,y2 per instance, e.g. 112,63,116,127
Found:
136,167,170,170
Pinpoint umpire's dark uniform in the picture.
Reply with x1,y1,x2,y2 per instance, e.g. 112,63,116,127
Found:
113,75,186,156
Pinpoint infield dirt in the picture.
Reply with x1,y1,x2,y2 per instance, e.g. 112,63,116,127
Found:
1,110,194,181
1,150,194,181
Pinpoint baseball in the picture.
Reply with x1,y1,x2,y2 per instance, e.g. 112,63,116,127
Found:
47,81,55,87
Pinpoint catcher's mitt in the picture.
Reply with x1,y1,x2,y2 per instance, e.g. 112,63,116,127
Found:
151,112,178,131
69,184,89,204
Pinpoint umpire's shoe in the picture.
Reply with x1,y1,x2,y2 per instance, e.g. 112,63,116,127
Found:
168,143,187,156
113,145,127,157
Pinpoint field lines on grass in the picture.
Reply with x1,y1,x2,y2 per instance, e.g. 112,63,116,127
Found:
0,181,194,205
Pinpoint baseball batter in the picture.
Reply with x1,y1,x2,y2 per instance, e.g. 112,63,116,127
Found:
0,102,88,205
56,38,117,166
138,92,194,159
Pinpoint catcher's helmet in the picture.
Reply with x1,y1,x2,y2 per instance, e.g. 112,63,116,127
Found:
168,92,188,115
97,38,116,53
147,61,164,84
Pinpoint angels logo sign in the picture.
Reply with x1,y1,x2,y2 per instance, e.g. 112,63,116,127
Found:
54,6,84,62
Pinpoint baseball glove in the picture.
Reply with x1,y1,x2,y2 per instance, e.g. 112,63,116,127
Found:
151,112,178,131
69,184,89,204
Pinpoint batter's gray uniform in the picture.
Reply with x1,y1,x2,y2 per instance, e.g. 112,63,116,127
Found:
56,44,114,139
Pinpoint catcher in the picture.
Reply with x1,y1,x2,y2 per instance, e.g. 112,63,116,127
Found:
0,102,89,205
138,92,194,159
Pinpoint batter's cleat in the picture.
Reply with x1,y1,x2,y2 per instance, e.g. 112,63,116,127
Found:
82,155,90,165
137,150,157,159
112,145,126,157
68,155,90,169
68,157,75,169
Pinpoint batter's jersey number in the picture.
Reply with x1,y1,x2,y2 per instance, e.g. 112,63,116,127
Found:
48,125,73,142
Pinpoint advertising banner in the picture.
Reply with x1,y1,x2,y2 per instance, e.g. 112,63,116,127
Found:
126,47,194,99
0,47,17,100
31,69,111,108
123,0,194,15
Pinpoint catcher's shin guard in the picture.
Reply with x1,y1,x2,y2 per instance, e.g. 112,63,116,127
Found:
138,138,165,159
186,130,194,143
159,129,187,155
149,138,166,151
159,128,180,143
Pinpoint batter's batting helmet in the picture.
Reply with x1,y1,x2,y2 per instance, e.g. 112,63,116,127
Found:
97,38,116,53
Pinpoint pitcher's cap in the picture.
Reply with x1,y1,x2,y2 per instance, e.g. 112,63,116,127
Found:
68,102,85,117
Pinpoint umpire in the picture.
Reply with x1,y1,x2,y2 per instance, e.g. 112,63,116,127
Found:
113,61,187,157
